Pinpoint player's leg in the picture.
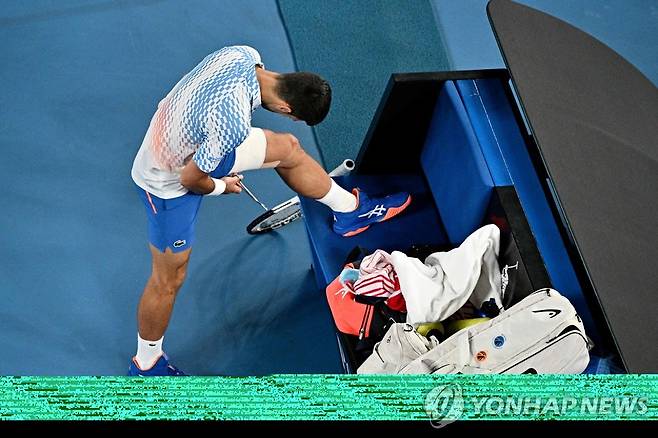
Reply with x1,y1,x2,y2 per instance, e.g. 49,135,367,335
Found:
221,128,327,196
224,127,411,236
228,128,355,208
129,189,202,376
137,245,191,343
262,129,336,199
259,129,412,236
129,245,190,376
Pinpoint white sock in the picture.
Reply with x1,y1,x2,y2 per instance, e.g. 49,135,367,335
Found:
135,334,164,370
317,180,357,212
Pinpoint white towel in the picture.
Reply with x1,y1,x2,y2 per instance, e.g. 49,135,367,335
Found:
391,224,503,324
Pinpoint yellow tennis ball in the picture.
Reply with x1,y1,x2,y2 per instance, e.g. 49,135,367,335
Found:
416,321,445,338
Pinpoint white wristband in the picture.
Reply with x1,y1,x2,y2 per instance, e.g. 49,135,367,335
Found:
207,177,226,196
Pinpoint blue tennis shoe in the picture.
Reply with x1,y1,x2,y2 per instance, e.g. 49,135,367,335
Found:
128,354,187,376
333,188,412,237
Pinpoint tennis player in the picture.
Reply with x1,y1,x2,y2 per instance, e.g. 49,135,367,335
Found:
129,46,411,376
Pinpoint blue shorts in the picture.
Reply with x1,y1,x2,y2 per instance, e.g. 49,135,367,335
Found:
136,149,236,253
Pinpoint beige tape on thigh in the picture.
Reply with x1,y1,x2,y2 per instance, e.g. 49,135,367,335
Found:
229,128,268,173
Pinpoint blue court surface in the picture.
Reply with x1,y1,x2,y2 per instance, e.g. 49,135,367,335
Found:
0,0,338,376
1,0,655,375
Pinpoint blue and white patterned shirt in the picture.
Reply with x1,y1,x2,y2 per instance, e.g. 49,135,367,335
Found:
132,46,263,198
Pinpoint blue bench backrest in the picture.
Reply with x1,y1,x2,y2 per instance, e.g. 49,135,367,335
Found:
453,79,513,186
421,80,494,244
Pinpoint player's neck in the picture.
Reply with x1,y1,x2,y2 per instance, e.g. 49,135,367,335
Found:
255,67,281,106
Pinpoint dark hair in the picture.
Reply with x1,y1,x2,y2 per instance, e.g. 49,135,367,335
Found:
276,72,331,126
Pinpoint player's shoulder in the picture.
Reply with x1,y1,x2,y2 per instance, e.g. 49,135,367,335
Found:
224,45,260,57
221,45,262,65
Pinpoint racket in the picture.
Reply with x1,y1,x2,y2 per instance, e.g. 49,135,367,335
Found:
244,191,302,235
240,159,355,235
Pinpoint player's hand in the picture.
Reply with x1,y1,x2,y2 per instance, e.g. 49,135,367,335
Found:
222,174,243,194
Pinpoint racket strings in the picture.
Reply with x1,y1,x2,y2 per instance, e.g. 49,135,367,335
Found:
248,202,302,233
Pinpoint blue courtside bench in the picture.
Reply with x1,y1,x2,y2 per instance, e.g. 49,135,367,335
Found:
299,71,622,374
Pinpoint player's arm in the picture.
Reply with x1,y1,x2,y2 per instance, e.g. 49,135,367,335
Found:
180,160,243,195
180,159,215,194
185,93,250,196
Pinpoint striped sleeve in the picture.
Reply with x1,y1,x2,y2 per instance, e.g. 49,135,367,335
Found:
193,86,251,173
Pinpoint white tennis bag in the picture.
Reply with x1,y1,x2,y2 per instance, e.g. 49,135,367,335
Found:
358,288,591,374
357,323,440,374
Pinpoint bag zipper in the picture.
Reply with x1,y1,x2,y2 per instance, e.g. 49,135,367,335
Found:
359,304,373,340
